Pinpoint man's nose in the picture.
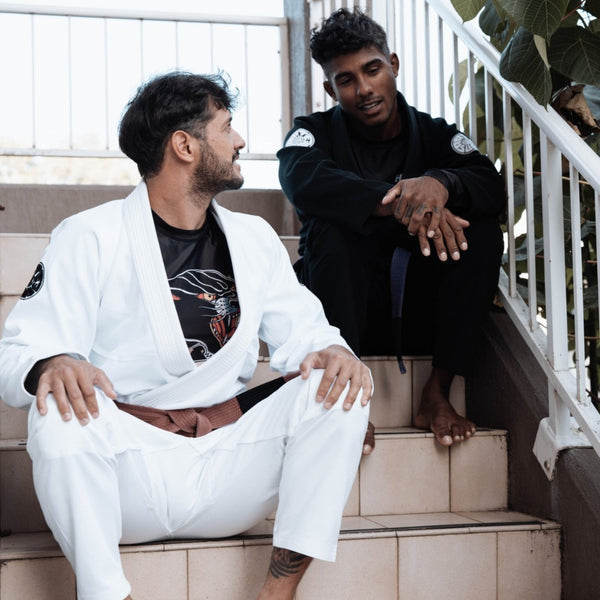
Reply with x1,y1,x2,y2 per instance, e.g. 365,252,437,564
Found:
356,75,373,97
234,130,246,150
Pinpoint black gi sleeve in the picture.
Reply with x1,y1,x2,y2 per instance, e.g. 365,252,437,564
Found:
418,116,505,220
277,116,391,235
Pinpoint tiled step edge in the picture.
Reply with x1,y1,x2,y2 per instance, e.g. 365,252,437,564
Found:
0,511,559,561
0,514,561,600
1,429,510,535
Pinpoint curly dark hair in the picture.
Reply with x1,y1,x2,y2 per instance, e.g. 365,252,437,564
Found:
118,71,238,178
310,8,390,71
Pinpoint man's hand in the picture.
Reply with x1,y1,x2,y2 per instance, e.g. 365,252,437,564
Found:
31,354,116,425
416,208,470,261
299,345,372,410
382,175,448,235
379,176,470,260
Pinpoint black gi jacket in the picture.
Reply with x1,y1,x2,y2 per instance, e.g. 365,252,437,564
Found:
277,92,505,256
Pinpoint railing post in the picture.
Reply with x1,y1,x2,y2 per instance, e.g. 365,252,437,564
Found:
533,135,591,478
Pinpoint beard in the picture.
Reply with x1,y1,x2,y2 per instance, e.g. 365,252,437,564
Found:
190,142,244,200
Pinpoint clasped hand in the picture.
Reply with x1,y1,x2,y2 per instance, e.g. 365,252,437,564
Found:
379,175,469,261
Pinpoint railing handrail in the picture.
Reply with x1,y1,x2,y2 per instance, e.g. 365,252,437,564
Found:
414,0,600,477
0,4,286,26
426,0,600,192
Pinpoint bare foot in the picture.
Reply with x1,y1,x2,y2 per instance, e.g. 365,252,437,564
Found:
362,421,375,455
414,368,475,446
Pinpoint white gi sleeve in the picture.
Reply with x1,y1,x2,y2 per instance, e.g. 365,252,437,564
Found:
0,216,107,408
257,223,352,373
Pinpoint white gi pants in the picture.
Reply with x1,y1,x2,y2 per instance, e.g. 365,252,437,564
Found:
26,370,369,600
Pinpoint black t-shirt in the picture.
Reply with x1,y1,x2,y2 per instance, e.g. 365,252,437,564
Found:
349,128,408,184
153,210,240,363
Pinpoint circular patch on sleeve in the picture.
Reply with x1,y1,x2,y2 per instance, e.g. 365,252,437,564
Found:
450,132,478,155
284,128,315,148
21,262,45,300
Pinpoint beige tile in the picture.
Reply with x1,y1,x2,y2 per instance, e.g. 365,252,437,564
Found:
450,434,508,511
457,510,546,525
280,236,299,263
297,537,398,600
343,472,360,516
498,529,561,600
0,399,28,440
398,532,497,600
0,532,61,560
411,358,432,420
359,436,449,514
246,360,277,387
122,549,187,600
340,516,386,532
0,556,76,600
0,234,49,294
365,358,412,428
0,449,47,533
241,519,274,537
0,295,19,332
368,511,477,529
188,544,271,600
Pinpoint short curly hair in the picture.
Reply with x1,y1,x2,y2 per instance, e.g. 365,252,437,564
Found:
310,8,390,71
118,71,237,178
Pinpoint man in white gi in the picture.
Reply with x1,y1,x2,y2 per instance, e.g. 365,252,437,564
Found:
0,72,372,600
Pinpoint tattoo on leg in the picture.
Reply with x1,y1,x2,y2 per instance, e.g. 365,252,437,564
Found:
268,548,307,579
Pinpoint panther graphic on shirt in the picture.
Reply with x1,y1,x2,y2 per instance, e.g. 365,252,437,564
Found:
169,268,240,362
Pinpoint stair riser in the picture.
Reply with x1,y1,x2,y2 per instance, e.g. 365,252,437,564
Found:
0,528,560,600
1,431,507,534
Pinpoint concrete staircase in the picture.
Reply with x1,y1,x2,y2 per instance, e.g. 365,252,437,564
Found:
0,190,561,599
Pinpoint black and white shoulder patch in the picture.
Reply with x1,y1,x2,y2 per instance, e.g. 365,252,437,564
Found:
21,262,45,300
285,128,315,148
450,132,478,155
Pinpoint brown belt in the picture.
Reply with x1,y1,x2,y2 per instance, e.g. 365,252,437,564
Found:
114,375,292,438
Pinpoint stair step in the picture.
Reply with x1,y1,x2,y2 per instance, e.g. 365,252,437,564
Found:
0,428,507,534
0,511,560,600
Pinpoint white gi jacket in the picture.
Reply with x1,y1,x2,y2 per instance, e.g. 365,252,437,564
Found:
0,181,349,410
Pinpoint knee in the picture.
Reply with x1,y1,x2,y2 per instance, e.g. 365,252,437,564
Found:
300,369,371,423
27,392,116,461
464,219,504,264
306,222,353,262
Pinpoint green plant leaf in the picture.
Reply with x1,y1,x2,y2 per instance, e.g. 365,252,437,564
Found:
500,27,553,104
497,0,570,38
451,0,488,21
549,28,600,85
480,0,506,35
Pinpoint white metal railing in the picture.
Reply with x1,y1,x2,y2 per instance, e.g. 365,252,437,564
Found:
0,4,290,161
386,0,600,478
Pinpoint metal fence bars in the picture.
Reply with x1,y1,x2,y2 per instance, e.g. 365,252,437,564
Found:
387,0,600,479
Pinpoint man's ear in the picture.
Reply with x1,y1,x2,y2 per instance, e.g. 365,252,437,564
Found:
169,130,196,164
390,52,399,78
323,80,337,102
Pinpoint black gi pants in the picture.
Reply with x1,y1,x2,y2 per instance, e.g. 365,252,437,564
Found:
296,216,503,376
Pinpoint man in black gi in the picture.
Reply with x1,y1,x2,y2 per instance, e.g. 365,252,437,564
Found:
277,8,504,447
